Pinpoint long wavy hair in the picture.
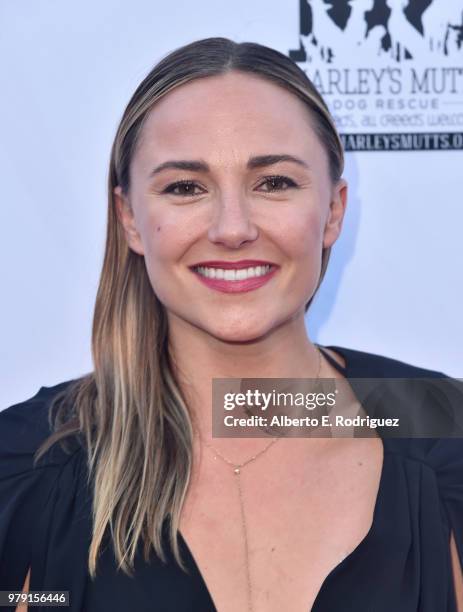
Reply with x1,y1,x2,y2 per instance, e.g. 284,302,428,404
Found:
35,36,345,579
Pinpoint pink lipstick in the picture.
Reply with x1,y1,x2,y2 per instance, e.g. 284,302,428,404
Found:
189,260,279,294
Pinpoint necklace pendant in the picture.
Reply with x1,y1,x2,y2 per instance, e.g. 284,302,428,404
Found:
234,467,240,475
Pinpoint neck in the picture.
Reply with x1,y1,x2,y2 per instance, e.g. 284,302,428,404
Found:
167,312,322,448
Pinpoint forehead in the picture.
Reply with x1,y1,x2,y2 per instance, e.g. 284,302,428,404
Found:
133,71,326,170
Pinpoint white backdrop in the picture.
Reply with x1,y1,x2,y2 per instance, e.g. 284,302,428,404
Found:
1,0,462,409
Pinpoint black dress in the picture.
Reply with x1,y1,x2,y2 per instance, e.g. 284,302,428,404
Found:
1,345,463,612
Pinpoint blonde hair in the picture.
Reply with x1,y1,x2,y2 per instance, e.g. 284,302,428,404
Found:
35,36,345,579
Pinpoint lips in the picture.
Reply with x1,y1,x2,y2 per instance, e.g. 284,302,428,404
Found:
189,259,277,270
190,259,279,293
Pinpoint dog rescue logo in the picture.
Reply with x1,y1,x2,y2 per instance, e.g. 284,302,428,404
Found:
289,1,463,151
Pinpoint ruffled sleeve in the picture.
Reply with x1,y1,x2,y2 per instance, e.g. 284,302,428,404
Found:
0,382,92,612
422,434,463,612
427,438,463,567
0,387,63,594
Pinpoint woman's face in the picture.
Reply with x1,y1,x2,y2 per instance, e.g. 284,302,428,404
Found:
115,70,347,343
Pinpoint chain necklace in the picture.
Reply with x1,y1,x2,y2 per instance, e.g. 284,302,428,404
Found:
201,345,323,612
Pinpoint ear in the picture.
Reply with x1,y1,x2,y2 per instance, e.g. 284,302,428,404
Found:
323,178,348,249
113,186,145,255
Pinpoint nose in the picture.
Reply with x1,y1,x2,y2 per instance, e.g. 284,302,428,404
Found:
207,192,259,249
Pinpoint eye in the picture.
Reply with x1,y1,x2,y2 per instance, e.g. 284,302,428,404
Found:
257,175,298,192
161,175,298,197
162,180,205,197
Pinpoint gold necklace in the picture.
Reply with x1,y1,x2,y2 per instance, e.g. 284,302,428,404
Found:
201,346,323,612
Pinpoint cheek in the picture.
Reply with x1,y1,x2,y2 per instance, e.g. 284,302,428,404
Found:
279,208,324,259
138,212,198,291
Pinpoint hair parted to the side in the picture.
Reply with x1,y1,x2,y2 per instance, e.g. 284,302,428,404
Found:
34,36,345,579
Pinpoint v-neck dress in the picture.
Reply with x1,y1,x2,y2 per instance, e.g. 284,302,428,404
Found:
1,345,463,611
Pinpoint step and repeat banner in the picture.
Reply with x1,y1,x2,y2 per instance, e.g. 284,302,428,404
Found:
290,0,462,373
291,0,463,152
1,0,462,407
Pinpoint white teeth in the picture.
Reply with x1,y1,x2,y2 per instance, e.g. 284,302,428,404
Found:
195,265,272,281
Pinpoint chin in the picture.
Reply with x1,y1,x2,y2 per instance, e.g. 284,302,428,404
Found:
205,317,277,344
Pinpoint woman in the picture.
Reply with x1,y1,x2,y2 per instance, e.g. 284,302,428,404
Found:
1,37,462,612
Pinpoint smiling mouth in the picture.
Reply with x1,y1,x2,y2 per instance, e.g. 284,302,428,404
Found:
192,264,274,281
189,263,278,294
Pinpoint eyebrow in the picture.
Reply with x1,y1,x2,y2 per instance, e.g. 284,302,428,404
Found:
147,154,310,178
